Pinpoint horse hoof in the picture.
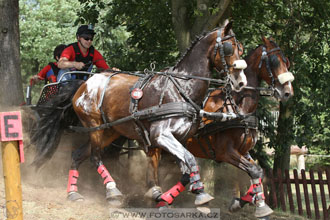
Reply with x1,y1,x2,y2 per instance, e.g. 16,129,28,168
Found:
108,199,123,207
255,203,273,218
194,192,214,206
144,186,162,200
106,187,123,200
151,186,163,201
67,192,84,202
257,216,270,220
106,187,123,207
229,198,241,212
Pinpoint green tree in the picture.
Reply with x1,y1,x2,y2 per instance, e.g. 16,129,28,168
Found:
19,0,80,95
76,0,233,70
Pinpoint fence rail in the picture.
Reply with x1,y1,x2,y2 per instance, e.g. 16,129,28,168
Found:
263,168,330,220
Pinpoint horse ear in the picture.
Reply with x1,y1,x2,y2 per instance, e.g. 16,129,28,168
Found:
262,36,270,45
224,21,233,36
286,57,291,69
238,42,244,56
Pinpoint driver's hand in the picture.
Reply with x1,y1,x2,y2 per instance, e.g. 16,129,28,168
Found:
112,67,120,71
73,61,85,70
30,75,40,85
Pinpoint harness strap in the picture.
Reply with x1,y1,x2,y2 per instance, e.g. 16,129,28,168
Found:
159,75,170,106
69,102,198,133
168,75,201,112
129,73,154,113
197,115,258,138
129,73,158,150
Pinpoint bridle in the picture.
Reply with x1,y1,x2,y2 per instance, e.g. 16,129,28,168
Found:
213,29,245,76
258,45,293,89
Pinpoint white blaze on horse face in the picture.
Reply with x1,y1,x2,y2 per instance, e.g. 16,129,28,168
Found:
229,69,247,92
75,74,109,113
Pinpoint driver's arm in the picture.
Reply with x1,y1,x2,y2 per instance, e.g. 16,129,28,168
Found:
57,57,85,70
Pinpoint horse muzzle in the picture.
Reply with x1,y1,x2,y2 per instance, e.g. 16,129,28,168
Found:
229,63,248,92
275,71,294,102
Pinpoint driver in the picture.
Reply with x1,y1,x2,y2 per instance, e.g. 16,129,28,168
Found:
57,24,111,81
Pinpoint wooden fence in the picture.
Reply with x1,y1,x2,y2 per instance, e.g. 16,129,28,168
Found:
263,168,330,220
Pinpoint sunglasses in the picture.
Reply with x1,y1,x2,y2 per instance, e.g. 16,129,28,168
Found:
81,36,93,41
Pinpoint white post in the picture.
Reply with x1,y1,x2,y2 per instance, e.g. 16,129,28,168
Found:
297,154,305,173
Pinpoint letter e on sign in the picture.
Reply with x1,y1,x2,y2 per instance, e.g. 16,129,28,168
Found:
0,111,23,141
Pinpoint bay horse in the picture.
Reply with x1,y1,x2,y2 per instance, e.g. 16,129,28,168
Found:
145,36,294,218
30,21,248,208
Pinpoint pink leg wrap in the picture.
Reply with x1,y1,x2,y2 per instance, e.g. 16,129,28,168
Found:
67,170,79,192
160,181,185,205
97,164,114,185
241,178,265,204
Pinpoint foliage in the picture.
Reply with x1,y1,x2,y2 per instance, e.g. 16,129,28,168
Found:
77,0,178,70
19,0,80,99
251,95,279,170
76,0,230,70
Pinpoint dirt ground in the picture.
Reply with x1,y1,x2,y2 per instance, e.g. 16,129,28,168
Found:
0,109,307,220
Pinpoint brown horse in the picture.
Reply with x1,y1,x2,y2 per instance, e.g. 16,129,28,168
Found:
30,21,248,208
146,36,294,218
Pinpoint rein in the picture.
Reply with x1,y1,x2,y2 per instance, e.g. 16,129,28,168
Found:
110,69,227,86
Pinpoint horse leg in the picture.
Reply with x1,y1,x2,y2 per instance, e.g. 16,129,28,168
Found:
145,147,162,199
67,141,90,201
228,152,273,218
90,144,123,206
150,128,214,208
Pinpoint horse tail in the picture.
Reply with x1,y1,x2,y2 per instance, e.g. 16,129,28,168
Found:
31,80,84,169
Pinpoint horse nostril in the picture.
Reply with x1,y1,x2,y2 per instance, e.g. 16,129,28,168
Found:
239,82,244,88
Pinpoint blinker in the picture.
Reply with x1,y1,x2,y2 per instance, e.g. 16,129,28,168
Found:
223,42,233,56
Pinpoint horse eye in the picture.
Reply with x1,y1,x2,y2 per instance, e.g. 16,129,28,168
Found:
223,42,233,56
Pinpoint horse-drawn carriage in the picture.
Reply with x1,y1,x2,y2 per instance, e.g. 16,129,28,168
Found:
25,21,294,220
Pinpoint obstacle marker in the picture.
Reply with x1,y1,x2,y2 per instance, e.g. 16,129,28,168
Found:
0,111,24,220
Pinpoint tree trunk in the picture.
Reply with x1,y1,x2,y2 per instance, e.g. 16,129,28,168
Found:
171,0,191,54
273,101,294,172
272,100,294,207
0,0,23,109
171,0,232,54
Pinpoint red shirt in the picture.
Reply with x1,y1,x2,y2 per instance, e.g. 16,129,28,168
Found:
60,44,109,70
37,62,57,83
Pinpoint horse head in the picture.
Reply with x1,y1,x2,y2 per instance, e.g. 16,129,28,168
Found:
211,21,247,92
258,36,294,102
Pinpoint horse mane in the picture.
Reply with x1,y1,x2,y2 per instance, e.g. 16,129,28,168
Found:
245,39,287,66
173,29,213,69
245,45,262,60
246,37,281,58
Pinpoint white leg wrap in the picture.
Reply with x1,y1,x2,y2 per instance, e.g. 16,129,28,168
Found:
106,181,116,190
